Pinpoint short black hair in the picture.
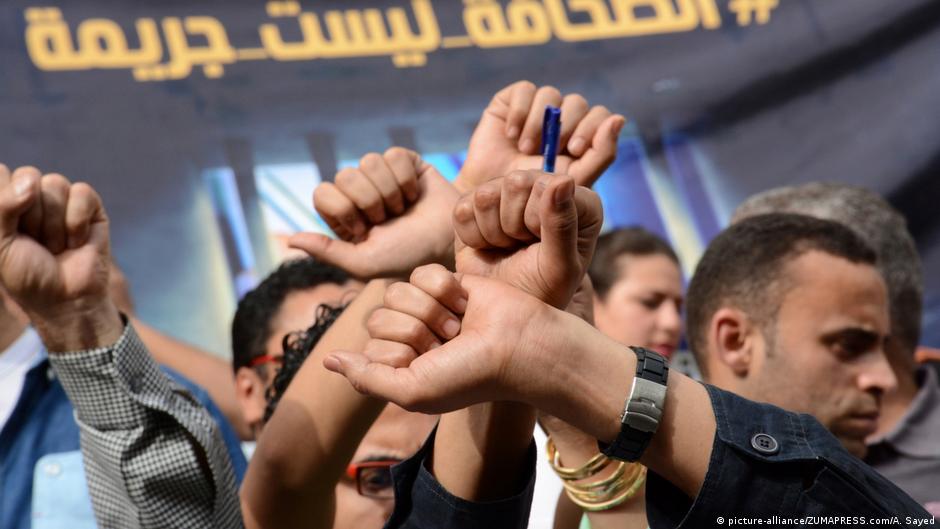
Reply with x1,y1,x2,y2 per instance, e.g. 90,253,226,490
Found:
685,213,878,375
231,258,349,373
264,302,346,422
732,182,923,355
588,226,679,299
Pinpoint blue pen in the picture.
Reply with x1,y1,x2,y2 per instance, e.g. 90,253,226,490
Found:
541,106,561,173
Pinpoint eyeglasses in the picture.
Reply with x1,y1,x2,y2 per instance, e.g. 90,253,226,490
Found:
248,354,283,369
345,460,402,499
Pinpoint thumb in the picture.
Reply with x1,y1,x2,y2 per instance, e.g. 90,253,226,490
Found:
324,350,421,409
0,167,39,238
572,187,603,267
288,232,369,277
538,176,580,299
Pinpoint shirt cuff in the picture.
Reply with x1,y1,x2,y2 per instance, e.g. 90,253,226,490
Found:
48,321,178,430
385,427,537,529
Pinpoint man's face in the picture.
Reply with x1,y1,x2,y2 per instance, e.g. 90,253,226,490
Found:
743,251,896,457
237,280,361,439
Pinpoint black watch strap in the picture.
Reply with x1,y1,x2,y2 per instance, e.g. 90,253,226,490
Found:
598,346,669,462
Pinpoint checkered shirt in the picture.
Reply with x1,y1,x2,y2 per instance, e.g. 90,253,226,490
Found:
48,323,244,528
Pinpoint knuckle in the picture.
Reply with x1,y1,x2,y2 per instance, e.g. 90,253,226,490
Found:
506,170,533,191
593,105,610,116
405,319,426,342
453,198,475,223
384,146,412,161
540,85,562,100
334,168,358,188
69,182,95,202
366,309,386,334
515,80,535,92
565,94,588,109
473,185,500,209
42,173,71,190
385,281,409,304
359,152,383,171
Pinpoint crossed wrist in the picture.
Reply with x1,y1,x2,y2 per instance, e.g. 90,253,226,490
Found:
531,312,636,445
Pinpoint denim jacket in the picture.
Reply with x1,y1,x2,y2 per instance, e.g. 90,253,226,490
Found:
384,383,932,529
0,335,246,529
646,384,933,528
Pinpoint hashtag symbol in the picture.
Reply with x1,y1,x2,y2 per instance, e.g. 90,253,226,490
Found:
728,0,779,25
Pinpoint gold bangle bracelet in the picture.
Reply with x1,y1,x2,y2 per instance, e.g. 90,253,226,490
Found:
564,466,648,512
545,436,610,481
563,461,643,494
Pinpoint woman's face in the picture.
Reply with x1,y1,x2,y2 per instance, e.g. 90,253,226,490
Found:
332,404,438,528
593,254,684,358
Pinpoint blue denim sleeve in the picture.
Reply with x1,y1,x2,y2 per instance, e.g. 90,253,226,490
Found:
163,367,248,484
384,427,536,529
645,384,933,529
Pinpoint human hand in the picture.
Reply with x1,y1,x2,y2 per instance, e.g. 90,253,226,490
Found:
290,148,459,280
326,266,635,435
362,263,467,367
453,170,602,308
329,268,560,411
456,81,625,192
0,165,122,351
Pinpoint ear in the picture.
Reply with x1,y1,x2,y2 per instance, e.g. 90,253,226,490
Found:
234,367,267,432
707,307,762,378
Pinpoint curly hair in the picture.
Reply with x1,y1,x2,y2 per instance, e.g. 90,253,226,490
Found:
231,258,349,373
263,302,347,422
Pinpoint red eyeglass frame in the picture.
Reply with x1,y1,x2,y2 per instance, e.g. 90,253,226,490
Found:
248,354,283,368
345,460,402,498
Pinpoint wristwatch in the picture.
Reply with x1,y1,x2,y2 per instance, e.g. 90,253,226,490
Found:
598,346,668,462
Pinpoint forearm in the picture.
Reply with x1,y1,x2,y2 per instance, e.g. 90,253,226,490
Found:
242,279,391,528
48,322,242,528
535,311,715,500
431,401,536,501
545,425,648,529
132,317,250,439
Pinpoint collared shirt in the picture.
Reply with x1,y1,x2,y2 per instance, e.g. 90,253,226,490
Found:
0,326,246,529
645,384,933,528
42,323,247,529
867,367,940,515
0,327,43,430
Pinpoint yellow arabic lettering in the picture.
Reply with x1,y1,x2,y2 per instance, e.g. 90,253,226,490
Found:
259,1,439,67
463,0,551,48
544,0,721,41
141,16,236,81
24,8,90,70
259,11,323,61
26,9,164,74
76,18,162,68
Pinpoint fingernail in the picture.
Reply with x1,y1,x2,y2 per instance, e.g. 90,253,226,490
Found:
430,340,442,349
13,175,31,197
507,125,520,139
554,180,574,206
454,295,468,313
568,137,585,154
612,118,625,138
443,318,460,338
519,138,535,154
323,355,342,372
